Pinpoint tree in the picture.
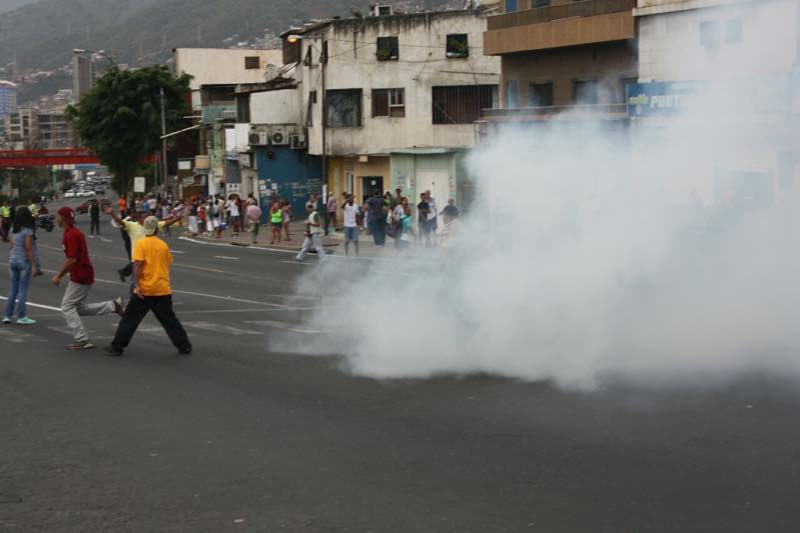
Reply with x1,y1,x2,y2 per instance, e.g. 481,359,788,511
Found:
66,65,192,196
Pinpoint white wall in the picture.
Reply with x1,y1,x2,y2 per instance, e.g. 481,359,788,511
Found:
637,0,799,82
249,88,302,125
297,12,501,156
175,48,283,90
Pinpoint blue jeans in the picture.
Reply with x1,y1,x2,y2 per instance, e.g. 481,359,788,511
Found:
5,261,32,319
368,219,385,246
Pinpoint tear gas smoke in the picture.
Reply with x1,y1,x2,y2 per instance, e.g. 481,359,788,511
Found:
272,5,800,390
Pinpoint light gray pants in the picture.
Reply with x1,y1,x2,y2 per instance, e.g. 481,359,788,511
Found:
61,281,116,343
295,234,326,262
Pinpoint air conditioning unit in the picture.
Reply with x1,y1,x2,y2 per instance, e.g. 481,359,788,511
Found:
289,133,307,150
270,125,290,146
373,4,392,16
249,126,270,146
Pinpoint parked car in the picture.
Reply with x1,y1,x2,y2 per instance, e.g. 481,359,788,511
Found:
95,187,106,195
79,190,96,198
76,201,90,214
64,190,77,198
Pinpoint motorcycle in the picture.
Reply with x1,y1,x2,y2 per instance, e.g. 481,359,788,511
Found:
36,214,55,233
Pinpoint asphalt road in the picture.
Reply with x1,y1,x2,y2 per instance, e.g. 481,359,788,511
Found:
1,206,800,532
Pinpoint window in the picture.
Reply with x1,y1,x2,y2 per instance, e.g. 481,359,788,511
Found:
373,88,405,118
376,36,399,61
505,0,517,12
700,20,720,48
528,82,554,107
236,94,251,123
446,34,469,58
432,85,496,125
573,80,599,104
326,89,362,127
533,0,550,6
506,80,518,108
244,56,260,70
306,91,317,127
725,19,742,43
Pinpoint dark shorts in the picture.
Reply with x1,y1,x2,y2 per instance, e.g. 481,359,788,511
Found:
271,222,282,229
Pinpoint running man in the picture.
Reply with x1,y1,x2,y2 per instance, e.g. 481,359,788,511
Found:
295,204,326,263
52,207,125,350
105,216,192,357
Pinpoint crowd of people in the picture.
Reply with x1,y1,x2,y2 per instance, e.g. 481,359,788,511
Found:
3,203,191,356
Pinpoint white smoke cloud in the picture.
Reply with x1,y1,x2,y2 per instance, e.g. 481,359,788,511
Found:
272,2,800,390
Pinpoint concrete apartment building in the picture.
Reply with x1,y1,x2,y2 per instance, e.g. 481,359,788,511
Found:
35,112,75,149
286,7,501,206
71,54,96,102
482,0,637,122
2,108,35,149
173,48,283,196
631,0,800,207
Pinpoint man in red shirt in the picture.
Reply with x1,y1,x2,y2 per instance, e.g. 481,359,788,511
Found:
52,207,125,350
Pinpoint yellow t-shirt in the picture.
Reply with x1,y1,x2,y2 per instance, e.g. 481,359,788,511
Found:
132,236,173,296
123,219,166,259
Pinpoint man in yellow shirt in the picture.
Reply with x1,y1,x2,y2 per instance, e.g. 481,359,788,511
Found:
104,216,192,356
104,204,183,282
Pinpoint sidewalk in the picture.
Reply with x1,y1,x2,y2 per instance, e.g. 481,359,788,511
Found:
184,220,403,258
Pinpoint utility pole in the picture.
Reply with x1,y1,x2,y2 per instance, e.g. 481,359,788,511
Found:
160,87,168,191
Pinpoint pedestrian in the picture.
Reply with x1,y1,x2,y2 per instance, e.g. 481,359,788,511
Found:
118,196,128,219
394,187,403,208
441,198,460,225
282,199,292,242
366,190,386,247
104,206,183,283
397,199,414,252
89,199,101,236
246,200,262,244
105,216,192,357
3,206,38,325
52,207,125,350
325,193,337,235
391,197,406,249
226,194,240,236
269,200,283,244
342,194,360,256
147,196,158,214
161,202,173,236
417,193,431,246
187,199,198,235
425,190,438,242
1,202,11,242
295,203,326,263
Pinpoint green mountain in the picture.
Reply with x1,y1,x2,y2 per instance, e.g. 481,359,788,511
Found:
1,0,456,72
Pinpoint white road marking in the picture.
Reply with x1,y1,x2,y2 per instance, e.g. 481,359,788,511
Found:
0,328,48,343
281,261,312,266
100,237,113,243
0,296,61,312
183,321,262,336
214,256,240,260
244,320,326,334
170,250,186,254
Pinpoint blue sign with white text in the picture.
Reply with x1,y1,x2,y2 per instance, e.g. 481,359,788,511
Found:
626,81,701,117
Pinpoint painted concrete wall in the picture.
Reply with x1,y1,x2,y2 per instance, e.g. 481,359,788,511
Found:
250,88,302,125
297,11,501,156
637,0,799,82
174,48,282,110
255,147,322,217
328,156,391,204
500,41,637,107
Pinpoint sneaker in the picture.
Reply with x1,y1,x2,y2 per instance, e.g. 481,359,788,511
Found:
2,316,11,324
113,297,126,317
16,317,36,325
104,345,123,357
178,344,192,355
66,341,94,350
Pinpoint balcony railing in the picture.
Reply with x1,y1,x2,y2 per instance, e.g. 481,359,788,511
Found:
488,0,636,31
480,103,629,121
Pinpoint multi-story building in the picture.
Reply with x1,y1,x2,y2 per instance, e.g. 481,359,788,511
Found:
173,48,283,195
2,108,35,149
36,111,75,149
71,54,96,102
0,80,17,122
481,0,637,123
632,0,800,206
285,6,501,206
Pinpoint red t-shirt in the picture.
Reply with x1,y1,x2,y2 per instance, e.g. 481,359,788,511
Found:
62,226,94,285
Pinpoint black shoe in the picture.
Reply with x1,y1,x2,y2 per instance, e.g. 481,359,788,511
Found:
104,345,123,357
117,269,127,283
178,344,192,355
